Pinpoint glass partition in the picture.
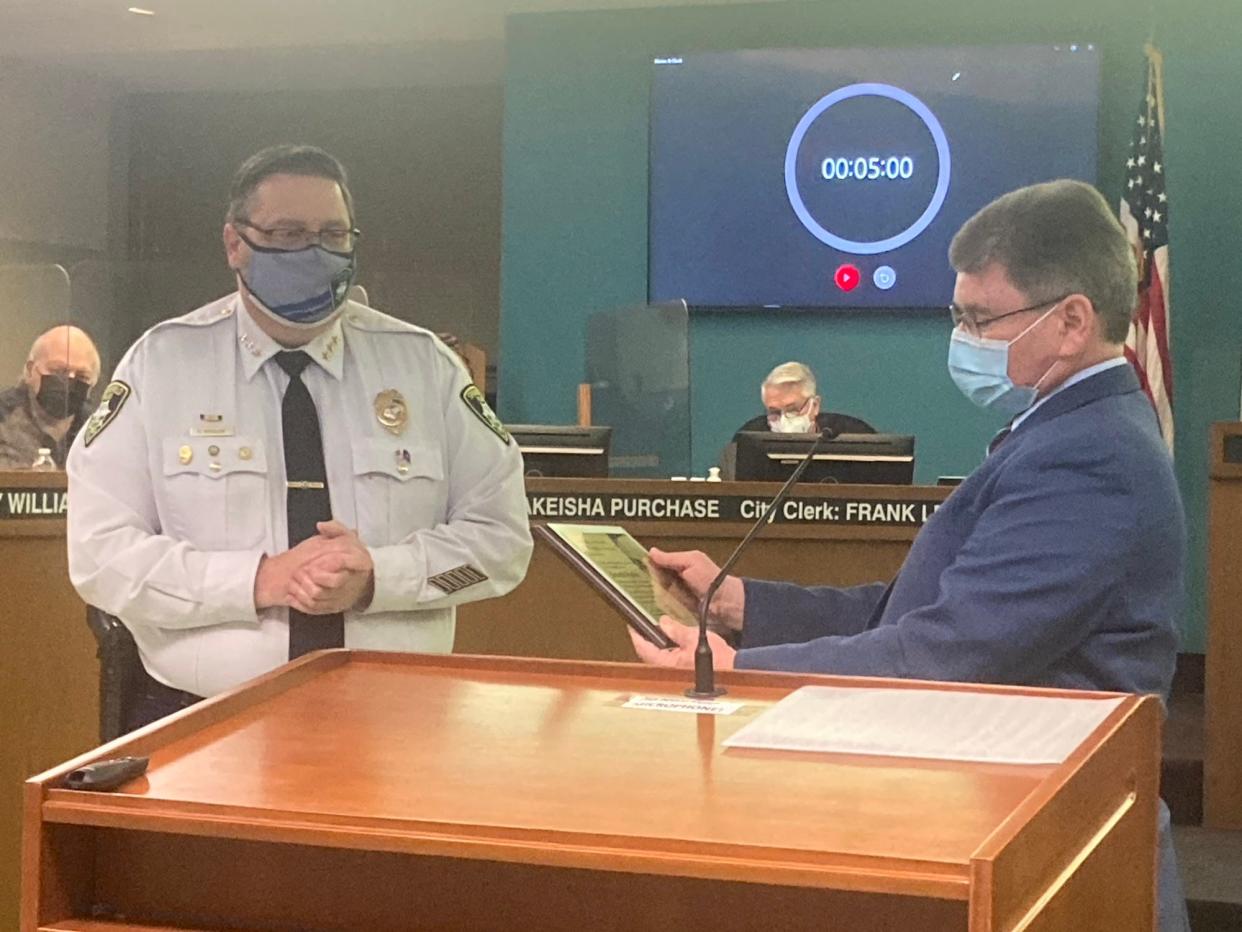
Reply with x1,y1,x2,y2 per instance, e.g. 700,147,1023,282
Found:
0,264,72,377
584,299,691,478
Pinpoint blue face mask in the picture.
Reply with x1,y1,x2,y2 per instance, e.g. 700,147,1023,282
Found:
238,236,356,328
947,305,1059,415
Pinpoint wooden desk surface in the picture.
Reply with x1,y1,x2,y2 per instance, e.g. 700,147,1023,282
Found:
30,652,1144,904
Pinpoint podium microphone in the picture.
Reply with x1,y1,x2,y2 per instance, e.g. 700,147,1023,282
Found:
686,427,836,699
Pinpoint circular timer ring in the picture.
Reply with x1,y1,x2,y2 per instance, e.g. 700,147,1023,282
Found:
784,82,952,256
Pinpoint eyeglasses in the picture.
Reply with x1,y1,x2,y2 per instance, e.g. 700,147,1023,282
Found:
766,396,816,420
235,220,360,253
949,294,1070,337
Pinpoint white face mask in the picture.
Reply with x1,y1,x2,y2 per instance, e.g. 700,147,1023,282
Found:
772,411,815,433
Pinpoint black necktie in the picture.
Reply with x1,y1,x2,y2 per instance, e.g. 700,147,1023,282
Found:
275,351,345,658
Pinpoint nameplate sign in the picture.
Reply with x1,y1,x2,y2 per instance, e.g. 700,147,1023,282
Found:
527,491,942,527
0,488,68,519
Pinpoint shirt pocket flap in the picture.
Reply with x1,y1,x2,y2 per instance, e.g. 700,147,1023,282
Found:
352,439,442,482
163,437,268,478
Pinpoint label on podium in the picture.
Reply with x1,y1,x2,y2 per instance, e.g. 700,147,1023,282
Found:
623,695,744,715
723,685,1125,765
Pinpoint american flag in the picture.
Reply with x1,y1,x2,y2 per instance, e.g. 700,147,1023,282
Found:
1120,46,1173,452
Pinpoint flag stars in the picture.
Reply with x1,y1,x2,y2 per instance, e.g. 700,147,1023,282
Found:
1126,77,1171,447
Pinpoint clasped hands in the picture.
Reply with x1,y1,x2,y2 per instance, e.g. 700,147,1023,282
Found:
628,547,746,673
254,520,374,615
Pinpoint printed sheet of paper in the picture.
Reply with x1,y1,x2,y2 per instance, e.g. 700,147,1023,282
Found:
723,685,1126,765
545,523,696,626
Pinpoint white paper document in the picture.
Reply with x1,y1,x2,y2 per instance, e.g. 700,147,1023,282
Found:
722,686,1126,765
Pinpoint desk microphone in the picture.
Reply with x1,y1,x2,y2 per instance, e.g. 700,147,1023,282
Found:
686,427,836,699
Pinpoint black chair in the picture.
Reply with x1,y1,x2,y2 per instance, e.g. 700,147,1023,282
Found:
84,606,142,743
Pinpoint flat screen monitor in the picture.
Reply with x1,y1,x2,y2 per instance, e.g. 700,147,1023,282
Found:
509,425,613,478
734,432,915,485
649,43,1100,309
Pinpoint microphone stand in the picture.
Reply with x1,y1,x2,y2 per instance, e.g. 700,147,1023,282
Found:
686,428,835,699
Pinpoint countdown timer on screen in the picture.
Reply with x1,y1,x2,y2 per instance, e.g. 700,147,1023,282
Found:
649,45,1100,310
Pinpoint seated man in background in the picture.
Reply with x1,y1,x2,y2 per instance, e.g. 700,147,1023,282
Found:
0,325,100,469
634,180,1188,932
732,361,874,440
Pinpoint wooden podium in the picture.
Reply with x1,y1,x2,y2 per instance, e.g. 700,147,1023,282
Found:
23,652,1160,931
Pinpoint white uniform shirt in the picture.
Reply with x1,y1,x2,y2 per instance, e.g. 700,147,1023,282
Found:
67,294,532,696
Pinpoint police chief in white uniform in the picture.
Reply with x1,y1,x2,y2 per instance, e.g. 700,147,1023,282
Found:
67,145,532,722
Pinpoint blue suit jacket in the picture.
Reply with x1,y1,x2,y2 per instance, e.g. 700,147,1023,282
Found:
736,364,1185,699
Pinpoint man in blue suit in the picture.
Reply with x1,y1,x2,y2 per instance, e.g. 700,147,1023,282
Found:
632,180,1188,931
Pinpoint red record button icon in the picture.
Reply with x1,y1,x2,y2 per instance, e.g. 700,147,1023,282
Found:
834,264,861,292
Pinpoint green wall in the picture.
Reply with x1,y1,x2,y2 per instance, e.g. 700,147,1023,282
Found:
499,0,1242,651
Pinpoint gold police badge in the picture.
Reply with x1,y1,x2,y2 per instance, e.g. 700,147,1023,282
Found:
374,389,408,435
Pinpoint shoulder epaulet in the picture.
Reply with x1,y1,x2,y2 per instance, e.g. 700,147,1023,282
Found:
142,295,239,340
341,302,431,336
343,303,471,376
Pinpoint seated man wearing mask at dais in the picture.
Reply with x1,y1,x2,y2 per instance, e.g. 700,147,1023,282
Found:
0,325,101,469
732,361,874,440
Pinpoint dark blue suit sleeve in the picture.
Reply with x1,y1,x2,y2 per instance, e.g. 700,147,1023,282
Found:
736,449,1140,681
740,579,889,648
